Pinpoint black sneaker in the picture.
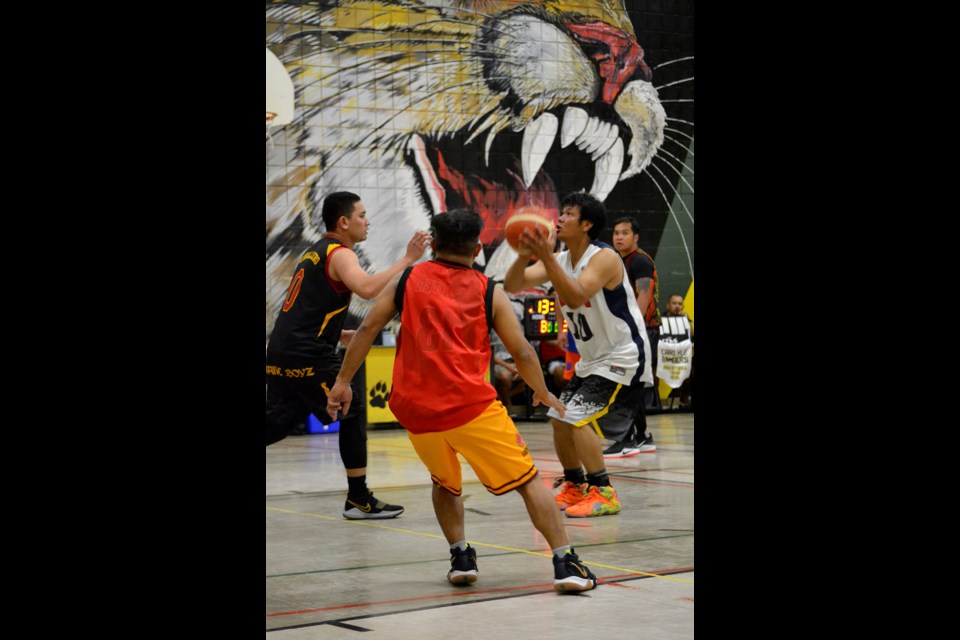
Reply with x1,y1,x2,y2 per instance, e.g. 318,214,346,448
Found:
553,548,598,592
602,440,642,458
636,433,656,453
342,493,404,520
447,545,478,585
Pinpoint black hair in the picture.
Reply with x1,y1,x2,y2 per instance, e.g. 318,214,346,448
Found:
613,216,640,236
430,209,484,257
320,191,361,231
560,192,606,240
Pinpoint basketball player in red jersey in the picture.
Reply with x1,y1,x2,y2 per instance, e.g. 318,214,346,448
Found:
326,209,599,593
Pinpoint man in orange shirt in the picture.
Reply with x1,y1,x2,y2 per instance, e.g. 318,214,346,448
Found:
326,209,598,593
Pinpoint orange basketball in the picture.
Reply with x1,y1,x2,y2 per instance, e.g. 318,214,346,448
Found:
504,207,555,251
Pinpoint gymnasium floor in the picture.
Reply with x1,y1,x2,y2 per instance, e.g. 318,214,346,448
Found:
266,411,694,638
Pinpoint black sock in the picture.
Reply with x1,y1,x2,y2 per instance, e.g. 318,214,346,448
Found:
585,470,610,487
563,467,586,484
347,475,368,499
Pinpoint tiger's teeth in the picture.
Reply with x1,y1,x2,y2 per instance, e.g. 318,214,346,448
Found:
560,107,588,148
407,134,446,215
485,130,497,168
591,124,620,161
589,137,624,202
521,112,558,188
576,116,605,155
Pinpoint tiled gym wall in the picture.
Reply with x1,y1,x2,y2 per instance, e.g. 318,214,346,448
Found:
266,1,693,337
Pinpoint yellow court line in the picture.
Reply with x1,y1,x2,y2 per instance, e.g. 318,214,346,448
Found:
266,506,694,584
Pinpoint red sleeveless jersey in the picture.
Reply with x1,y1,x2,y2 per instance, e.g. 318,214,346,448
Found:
389,259,497,433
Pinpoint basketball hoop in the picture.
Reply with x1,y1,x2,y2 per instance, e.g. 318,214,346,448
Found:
266,47,294,145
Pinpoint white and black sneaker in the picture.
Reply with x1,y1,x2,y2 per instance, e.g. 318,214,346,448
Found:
342,493,404,520
636,433,657,453
602,440,642,458
448,545,478,585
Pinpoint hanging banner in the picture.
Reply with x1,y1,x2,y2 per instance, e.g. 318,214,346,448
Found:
658,339,693,389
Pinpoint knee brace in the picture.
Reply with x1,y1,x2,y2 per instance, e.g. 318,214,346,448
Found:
338,414,368,469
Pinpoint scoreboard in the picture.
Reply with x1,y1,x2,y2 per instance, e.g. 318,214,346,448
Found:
522,295,559,340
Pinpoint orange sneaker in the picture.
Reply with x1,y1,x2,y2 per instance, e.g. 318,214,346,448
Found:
554,481,587,511
564,485,621,517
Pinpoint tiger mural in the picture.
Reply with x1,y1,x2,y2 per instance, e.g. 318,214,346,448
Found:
266,0,692,336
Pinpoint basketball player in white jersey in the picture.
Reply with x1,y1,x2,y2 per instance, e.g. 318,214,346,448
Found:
504,193,653,517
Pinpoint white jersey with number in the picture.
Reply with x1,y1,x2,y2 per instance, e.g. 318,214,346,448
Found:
556,242,653,387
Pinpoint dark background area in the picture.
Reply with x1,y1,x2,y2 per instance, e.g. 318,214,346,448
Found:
58,1,832,635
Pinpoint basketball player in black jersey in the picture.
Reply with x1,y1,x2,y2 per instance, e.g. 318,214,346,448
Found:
606,216,660,457
266,191,430,519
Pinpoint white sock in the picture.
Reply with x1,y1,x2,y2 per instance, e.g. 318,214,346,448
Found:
552,544,571,559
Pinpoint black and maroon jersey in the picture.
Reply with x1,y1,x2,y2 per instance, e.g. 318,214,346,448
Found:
623,248,661,329
267,234,352,360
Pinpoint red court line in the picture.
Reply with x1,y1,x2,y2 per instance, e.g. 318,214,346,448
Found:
609,582,649,591
267,567,694,617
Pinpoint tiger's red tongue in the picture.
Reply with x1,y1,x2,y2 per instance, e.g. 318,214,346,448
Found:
432,148,559,245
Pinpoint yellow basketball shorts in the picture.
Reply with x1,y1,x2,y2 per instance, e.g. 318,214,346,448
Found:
407,400,538,496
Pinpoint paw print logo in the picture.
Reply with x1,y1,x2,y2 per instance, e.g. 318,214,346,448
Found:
370,381,391,408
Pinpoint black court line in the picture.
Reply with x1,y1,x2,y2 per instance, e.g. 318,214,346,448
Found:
327,621,371,632
571,533,694,550
605,468,695,477
606,472,695,486
266,480,490,501
266,568,694,633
